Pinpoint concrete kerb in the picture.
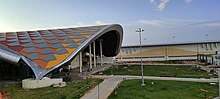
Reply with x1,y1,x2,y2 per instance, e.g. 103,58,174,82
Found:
92,75,218,83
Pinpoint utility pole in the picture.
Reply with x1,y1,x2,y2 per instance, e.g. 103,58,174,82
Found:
136,28,145,86
172,35,176,43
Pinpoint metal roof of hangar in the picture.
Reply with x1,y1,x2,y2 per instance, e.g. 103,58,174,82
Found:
0,24,123,79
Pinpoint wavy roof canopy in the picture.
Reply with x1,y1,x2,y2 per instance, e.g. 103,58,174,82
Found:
0,24,123,79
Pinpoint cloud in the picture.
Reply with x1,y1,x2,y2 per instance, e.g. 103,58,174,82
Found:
149,0,192,12
123,19,220,46
158,0,170,12
95,21,107,25
75,21,108,27
73,21,110,27
0,22,13,32
185,20,220,27
184,0,192,4
0,20,111,32
136,20,163,26
77,22,89,26
136,19,179,28
149,0,155,3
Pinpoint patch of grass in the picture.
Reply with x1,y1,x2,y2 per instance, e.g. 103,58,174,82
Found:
156,60,182,64
100,65,216,78
109,79,218,99
1,78,103,99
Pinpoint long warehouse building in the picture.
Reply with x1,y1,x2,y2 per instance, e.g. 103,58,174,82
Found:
116,41,220,62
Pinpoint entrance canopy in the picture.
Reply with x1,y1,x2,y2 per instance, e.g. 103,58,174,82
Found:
0,24,123,79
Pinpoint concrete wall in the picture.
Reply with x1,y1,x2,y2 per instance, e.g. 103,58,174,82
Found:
198,42,220,54
22,77,63,89
97,57,114,64
69,54,80,69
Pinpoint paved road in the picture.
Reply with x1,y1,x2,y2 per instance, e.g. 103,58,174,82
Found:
81,75,218,99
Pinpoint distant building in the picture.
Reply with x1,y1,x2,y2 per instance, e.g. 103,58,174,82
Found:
0,24,123,80
116,41,220,62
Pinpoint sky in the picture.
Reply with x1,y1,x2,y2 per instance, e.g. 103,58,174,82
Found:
0,0,220,46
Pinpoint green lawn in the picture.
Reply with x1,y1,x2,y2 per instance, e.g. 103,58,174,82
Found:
99,65,216,78
1,78,103,99
109,79,218,99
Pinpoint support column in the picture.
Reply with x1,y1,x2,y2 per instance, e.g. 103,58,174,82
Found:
201,55,203,62
99,39,103,66
89,44,92,70
79,52,82,73
120,53,122,62
202,54,205,62
93,41,97,67
165,46,168,61
205,56,208,62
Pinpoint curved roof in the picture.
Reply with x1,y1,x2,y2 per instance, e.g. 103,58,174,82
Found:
0,24,123,79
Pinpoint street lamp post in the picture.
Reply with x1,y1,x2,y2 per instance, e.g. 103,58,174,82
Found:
136,28,145,86
172,36,176,43
205,34,208,41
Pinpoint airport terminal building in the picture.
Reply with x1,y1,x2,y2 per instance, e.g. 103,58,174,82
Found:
116,41,220,62
0,24,123,80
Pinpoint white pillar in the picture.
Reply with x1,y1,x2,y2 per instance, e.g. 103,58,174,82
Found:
79,52,82,73
99,39,103,66
89,44,92,70
93,41,97,67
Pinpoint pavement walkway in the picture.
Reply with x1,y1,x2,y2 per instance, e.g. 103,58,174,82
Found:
80,77,123,99
81,75,218,99
92,75,218,82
